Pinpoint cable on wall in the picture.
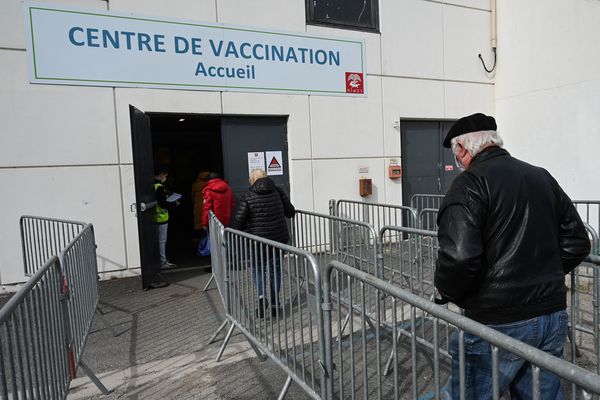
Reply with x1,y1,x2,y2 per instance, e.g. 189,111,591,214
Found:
478,48,497,73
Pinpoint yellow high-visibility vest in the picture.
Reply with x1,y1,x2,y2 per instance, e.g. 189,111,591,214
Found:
154,183,169,223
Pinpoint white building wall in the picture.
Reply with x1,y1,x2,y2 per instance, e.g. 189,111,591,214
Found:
495,0,600,199
0,0,494,284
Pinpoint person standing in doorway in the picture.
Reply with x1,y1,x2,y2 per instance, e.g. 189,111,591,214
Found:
432,113,590,399
154,166,179,270
192,170,211,233
232,169,295,318
201,173,236,228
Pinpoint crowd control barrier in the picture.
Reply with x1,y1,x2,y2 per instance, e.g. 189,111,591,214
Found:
323,259,600,400
410,194,445,213
207,207,600,399
574,201,600,240
1,218,114,399
0,257,71,399
208,221,327,400
291,210,379,278
418,208,439,231
330,199,418,232
20,216,85,277
202,212,226,293
20,217,117,342
379,226,439,301
567,224,600,377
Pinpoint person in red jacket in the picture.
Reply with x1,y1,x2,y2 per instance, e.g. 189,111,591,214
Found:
201,173,235,227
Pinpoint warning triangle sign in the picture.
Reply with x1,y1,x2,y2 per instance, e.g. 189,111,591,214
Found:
269,157,281,168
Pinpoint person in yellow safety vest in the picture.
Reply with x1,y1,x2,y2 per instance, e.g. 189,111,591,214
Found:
154,167,179,269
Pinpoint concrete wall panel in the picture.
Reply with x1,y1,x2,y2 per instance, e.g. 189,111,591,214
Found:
0,165,127,284
109,0,217,22
0,51,117,168
444,81,494,119
381,0,444,79
310,76,383,159
443,5,494,83
1,0,106,50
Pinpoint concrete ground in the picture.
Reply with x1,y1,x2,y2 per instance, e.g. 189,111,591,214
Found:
68,268,311,399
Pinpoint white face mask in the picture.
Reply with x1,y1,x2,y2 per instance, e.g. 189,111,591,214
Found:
454,153,465,171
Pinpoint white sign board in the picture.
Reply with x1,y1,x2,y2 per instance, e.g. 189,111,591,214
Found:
23,2,366,96
247,152,265,176
265,151,284,176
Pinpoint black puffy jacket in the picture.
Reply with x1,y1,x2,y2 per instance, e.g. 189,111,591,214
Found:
435,147,590,324
232,177,295,243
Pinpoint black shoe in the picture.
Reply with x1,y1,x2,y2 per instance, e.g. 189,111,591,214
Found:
256,298,268,319
146,280,169,290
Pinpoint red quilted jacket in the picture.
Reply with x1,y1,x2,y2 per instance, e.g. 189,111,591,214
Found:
201,178,235,227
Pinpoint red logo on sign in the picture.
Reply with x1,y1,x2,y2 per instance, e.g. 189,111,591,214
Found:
269,157,281,169
345,72,364,94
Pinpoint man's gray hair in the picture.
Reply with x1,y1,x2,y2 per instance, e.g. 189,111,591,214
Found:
451,130,504,158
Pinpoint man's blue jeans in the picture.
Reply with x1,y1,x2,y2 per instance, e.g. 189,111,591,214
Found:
251,246,282,307
446,309,568,400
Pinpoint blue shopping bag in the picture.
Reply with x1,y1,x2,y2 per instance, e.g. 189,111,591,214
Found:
196,234,211,257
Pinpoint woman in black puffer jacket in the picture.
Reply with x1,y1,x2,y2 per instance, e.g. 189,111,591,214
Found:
232,169,295,318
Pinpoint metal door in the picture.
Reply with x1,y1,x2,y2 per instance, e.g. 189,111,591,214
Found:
401,120,458,207
440,121,461,192
130,105,161,289
221,116,290,203
401,121,440,207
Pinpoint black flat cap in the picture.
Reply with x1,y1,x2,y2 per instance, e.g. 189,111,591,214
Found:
443,113,497,148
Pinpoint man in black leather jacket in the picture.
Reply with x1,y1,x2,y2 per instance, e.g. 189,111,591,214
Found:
434,113,590,399
232,169,295,318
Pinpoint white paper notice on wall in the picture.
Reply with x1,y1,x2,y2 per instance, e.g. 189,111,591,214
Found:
248,152,266,175
266,151,284,176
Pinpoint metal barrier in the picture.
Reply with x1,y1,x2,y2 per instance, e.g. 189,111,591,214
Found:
60,224,109,370
575,201,600,251
20,216,85,276
202,211,226,293
410,194,445,213
379,225,438,300
209,226,327,400
205,212,233,350
0,257,70,400
323,259,600,400
330,199,418,231
1,216,115,399
568,224,600,377
292,210,379,278
418,208,439,231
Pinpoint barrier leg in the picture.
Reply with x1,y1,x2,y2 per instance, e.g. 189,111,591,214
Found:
277,376,293,400
383,342,396,377
208,320,229,344
79,359,110,395
566,327,581,357
216,323,236,362
203,274,215,291
290,276,305,306
95,308,118,337
337,313,350,342
244,335,268,362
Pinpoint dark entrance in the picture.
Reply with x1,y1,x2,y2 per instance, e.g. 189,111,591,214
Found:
400,120,460,207
130,111,290,288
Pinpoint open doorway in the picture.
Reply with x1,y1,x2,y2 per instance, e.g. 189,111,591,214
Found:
149,113,223,269
131,110,290,287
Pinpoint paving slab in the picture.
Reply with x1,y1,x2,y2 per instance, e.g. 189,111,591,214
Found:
71,268,311,399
